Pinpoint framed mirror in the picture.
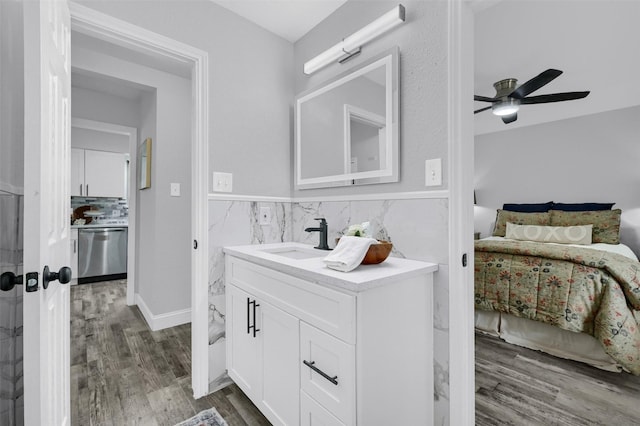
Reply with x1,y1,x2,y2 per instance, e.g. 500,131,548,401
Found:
295,47,399,189
138,138,152,190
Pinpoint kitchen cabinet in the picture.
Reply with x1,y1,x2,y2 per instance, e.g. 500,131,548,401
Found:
70,228,78,285
224,246,436,426
71,148,126,198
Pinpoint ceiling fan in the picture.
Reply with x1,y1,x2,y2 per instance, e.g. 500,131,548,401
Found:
474,69,590,124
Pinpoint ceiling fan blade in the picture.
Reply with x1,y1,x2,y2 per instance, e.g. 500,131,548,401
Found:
474,95,497,102
509,69,563,99
520,91,590,104
501,113,517,124
474,106,492,114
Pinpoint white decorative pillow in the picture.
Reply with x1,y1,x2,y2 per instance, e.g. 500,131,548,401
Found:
505,223,593,245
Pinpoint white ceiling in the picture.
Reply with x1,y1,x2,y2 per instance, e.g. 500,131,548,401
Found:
210,0,347,42
474,0,640,135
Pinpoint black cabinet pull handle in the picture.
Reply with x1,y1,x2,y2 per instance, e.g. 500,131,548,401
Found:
303,360,338,385
252,300,260,337
246,298,260,338
246,297,251,334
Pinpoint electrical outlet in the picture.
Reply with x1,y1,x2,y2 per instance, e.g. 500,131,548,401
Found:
212,172,233,193
425,158,442,186
170,183,181,197
259,206,271,226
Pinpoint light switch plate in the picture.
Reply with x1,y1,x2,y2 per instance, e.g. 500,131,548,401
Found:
425,158,442,186
212,172,233,193
259,206,271,225
170,183,181,197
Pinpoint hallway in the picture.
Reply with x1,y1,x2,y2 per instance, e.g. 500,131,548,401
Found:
70,281,269,426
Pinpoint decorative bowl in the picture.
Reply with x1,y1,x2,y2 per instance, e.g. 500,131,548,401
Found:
361,240,393,264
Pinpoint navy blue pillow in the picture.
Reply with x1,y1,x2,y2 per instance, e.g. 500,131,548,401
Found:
552,202,615,211
502,201,554,213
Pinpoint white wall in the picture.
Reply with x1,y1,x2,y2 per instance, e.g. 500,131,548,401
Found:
71,86,141,129
293,0,448,197
475,105,640,254
72,45,192,320
71,127,129,153
0,0,24,194
73,0,294,198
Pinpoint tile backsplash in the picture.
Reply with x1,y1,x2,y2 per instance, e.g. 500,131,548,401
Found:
70,197,128,221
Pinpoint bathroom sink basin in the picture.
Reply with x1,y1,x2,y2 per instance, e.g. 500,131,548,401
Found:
261,246,326,260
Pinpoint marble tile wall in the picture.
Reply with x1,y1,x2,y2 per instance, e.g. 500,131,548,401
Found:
0,191,24,426
208,197,450,424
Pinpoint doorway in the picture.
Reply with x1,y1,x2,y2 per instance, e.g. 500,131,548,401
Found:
69,1,209,400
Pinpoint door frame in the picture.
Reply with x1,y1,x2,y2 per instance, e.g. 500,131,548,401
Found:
69,3,210,398
70,117,138,305
447,0,475,424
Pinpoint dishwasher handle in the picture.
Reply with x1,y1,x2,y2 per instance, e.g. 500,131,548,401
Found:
80,228,126,233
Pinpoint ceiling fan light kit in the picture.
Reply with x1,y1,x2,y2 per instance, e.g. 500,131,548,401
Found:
474,69,590,124
492,98,520,116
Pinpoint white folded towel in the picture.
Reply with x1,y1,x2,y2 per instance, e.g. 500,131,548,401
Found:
323,236,378,272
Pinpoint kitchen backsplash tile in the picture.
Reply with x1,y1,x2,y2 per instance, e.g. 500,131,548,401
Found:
71,197,128,221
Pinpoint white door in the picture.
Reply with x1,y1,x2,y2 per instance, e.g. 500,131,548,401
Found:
23,0,72,425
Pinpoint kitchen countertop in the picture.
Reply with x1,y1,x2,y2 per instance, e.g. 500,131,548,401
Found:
223,242,438,293
71,223,128,229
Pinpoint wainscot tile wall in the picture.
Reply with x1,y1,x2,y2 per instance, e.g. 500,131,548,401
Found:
208,198,450,424
0,191,24,426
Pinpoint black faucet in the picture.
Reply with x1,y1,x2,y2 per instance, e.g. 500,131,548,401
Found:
305,218,331,250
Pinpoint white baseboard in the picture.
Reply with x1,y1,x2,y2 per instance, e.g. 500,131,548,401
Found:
135,293,191,331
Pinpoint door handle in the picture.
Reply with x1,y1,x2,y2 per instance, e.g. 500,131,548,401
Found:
42,265,72,289
80,184,83,196
1,272,23,291
1,271,39,292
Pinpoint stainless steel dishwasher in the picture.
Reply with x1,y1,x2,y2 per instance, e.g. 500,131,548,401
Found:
78,227,128,283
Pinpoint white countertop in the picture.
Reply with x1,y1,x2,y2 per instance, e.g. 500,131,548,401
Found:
223,242,438,292
71,223,128,229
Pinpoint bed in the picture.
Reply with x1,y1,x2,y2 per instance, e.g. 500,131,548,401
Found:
474,206,640,375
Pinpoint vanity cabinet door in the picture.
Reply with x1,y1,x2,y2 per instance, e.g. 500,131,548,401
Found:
301,391,346,426
226,284,261,399
260,301,300,425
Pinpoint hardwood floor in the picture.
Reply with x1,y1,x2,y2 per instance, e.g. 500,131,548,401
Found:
70,280,270,426
72,281,640,425
475,333,640,426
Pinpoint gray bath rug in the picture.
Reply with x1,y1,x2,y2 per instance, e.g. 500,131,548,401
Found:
174,407,228,426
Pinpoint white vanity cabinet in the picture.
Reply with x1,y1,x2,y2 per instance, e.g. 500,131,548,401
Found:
225,244,437,426
71,148,126,198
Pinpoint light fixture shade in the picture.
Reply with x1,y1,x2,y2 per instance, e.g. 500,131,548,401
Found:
303,4,406,75
343,5,405,52
492,99,520,116
303,42,345,75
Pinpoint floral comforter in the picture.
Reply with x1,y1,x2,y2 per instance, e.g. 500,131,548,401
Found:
474,239,640,375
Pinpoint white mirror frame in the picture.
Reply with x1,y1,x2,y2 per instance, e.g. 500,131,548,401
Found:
295,47,399,189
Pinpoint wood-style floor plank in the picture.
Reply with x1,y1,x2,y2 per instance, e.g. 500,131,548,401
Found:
70,280,269,426
476,333,640,425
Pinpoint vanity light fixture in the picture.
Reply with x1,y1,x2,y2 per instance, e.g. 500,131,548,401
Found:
303,4,405,75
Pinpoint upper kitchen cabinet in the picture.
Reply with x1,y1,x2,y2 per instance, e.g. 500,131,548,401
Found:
71,148,127,198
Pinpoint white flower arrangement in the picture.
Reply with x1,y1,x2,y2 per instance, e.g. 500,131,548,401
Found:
345,221,371,237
